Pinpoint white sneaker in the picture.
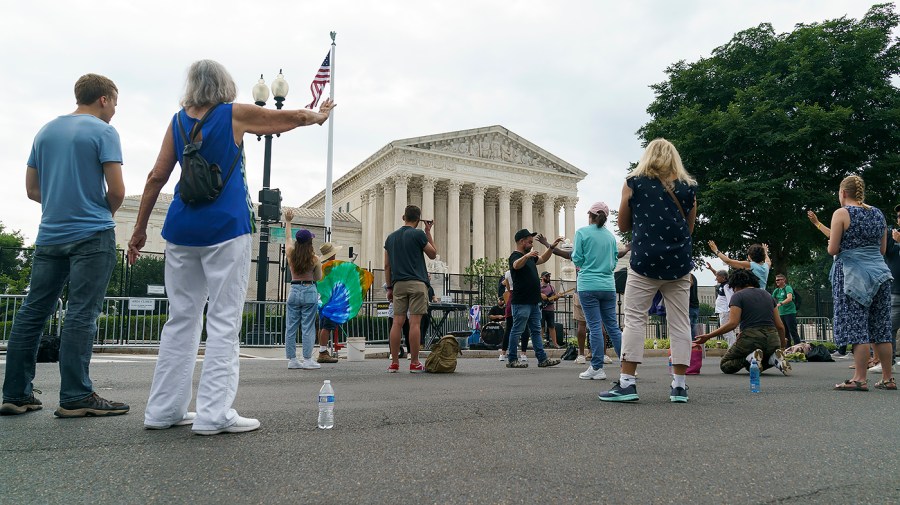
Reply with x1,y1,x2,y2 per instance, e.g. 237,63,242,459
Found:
579,366,607,380
498,353,507,362
603,355,613,364
193,415,261,436
868,363,882,373
288,358,303,369
574,355,586,364
746,349,763,365
144,412,196,430
300,358,321,369
772,349,792,376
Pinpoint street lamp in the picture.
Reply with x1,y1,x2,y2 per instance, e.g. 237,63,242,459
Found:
250,71,287,344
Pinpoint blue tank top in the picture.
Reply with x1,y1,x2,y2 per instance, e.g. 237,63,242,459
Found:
162,104,256,246
627,176,696,280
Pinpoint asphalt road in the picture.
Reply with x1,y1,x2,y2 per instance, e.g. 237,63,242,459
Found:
0,354,897,505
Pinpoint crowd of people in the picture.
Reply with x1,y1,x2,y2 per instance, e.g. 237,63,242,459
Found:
1,65,897,438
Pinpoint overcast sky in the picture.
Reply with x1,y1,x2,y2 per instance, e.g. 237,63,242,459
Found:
0,0,884,283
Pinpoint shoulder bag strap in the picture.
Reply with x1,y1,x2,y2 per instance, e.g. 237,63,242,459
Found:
219,142,244,189
664,184,688,222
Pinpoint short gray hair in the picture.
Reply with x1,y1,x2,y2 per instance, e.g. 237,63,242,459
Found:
181,60,237,108
716,270,727,278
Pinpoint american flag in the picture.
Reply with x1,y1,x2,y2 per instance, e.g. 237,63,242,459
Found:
306,51,331,109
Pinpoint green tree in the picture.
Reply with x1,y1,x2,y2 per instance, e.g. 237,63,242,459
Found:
638,4,900,276
0,223,30,294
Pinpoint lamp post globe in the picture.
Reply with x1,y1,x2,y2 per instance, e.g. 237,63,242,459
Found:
252,74,269,106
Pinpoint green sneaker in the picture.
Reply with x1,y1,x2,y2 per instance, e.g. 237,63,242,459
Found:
598,381,639,402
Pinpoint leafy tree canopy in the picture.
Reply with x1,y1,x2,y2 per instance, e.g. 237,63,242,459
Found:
638,3,900,279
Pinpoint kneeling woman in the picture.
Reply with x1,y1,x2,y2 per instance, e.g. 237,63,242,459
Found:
694,269,791,376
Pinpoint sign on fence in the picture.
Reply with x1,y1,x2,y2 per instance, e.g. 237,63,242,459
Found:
270,226,286,244
128,298,156,311
376,302,390,318
147,285,165,295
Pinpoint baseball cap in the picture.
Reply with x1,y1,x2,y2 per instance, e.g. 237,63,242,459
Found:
514,229,538,242
589,201,610,216
295,229,315,244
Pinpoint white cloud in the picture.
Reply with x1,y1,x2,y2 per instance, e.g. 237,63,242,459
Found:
0,0,880,284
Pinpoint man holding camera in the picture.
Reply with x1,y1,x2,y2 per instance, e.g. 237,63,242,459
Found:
384,205,437,373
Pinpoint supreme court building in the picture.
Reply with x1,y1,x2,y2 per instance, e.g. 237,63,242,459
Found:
300,125,587,278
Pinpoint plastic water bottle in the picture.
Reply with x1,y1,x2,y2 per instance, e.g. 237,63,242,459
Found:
668,353,673,377
749,359,761,393
317,380,335,429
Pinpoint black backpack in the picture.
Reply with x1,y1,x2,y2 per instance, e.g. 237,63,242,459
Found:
175,104,244,206
36,334,60,363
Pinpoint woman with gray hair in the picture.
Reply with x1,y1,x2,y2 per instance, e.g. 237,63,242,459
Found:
599,138,697,403
128,60,335,434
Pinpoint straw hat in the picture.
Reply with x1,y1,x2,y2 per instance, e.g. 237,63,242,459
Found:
319,242,343,261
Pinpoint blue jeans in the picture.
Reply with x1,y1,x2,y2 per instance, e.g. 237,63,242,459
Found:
507,303,547,363
285,284,319,360
3,229,116,403
689,307,700,338
578,290,622,370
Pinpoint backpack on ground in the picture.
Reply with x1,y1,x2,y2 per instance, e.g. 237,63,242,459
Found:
175,104,244,206
36,334,60,363
561,344,578,361
425,334,461,373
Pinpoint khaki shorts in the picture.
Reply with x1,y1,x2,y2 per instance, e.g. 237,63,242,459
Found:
392,280,429,316
573,292,585,322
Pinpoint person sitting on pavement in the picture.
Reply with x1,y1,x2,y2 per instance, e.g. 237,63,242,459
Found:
694,268,792,376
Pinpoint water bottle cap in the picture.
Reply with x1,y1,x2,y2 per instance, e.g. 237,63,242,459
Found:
324,380,331,384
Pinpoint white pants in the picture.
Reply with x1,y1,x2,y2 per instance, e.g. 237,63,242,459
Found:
717,310,737,347
620,268,692,366
144,234,251,431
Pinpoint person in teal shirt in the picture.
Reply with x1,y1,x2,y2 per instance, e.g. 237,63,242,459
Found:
772,273,800,346
709,241,771,289
572,201,622,380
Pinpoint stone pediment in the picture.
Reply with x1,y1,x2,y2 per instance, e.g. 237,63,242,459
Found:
392,125,586,177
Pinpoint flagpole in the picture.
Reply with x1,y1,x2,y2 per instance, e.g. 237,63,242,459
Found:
324,31,336,242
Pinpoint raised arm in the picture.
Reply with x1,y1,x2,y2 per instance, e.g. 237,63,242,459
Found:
231,98,335,140
709,240,750,269
536,237,563,265
807,210,830,237
127,123,178,265
283,208,294,254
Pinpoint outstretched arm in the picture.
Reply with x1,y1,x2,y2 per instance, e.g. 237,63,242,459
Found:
709,240,750,269
807,210,830,238
232,98,335,139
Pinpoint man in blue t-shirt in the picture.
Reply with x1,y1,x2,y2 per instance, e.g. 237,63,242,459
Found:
1,74,127,418
384,205,437,373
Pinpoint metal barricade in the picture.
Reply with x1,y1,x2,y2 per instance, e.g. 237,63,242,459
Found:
796,317,834,342
0,295,63,345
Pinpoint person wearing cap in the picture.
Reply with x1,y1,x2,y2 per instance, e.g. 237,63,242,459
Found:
384,205,437,373
599,138,697,403
539,271,560,348
571,201,623,381
314,241,343,364
505,228,562,369
283,209,323,370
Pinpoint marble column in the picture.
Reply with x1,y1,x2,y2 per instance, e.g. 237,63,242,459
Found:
520,191,534,231
564,196,578,243
485,194,497,261
471,184,486,262
393,172,409,223
497,187,511,257
543,194,556,277
382,178,394,267
367,188,379,269
460,193,472,269
434,188,448,266
421,176,436,221
446,180,461,274
360,190,369,267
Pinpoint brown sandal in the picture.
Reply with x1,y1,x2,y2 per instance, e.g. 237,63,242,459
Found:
834,379,868,391
874,378,897,390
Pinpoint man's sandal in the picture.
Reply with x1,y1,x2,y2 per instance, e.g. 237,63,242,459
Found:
834,379,868,391
874,378,897,390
